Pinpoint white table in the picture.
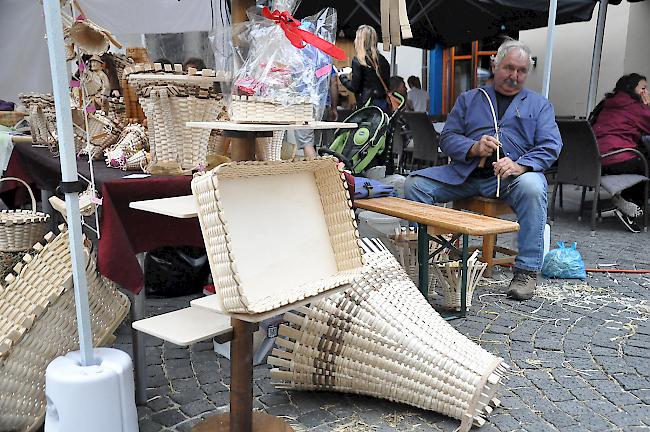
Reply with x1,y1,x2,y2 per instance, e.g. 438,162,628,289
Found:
186,120,358,131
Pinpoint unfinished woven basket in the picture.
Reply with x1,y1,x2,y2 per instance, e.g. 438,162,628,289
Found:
0,225,130,432
230,95,313,124
269,239,508,432
0,178,50,252
191,158,363,314
432,250,487,310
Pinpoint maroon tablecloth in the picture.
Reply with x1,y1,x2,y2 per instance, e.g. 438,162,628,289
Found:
3,143,203,294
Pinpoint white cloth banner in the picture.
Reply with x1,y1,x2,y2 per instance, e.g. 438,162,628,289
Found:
77,0,213,34
0,0,53,105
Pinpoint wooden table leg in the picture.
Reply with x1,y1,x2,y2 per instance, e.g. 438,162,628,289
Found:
231,318,254,431
230,137,256,161
193,318,294,432
417,222,429,298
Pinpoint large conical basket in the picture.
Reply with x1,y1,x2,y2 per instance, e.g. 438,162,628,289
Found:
269,239,507,432
0,226,130,432
140,88,220,170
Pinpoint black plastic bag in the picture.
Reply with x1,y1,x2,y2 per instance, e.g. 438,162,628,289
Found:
145,246,210,297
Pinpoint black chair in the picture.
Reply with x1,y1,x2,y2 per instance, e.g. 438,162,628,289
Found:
402,112,441,170
551,119,649,232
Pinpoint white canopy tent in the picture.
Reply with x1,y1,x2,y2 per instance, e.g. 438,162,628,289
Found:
0,0,215,105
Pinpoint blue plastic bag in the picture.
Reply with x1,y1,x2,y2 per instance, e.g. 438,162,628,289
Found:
542,242,587,279
353,177,396,199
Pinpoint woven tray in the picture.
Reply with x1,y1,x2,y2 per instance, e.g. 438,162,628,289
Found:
0,177,50,252
269,239,507,432
0,225,130,432
230,95,313,124
191,158,363,314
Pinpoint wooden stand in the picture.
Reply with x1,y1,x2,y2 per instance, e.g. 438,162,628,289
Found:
193,320,293,432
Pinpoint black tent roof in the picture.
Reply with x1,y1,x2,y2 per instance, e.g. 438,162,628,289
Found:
296,0,644,49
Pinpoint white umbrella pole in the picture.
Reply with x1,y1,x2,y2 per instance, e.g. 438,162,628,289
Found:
541,0,557,98
586,0,609,117
42,0,95,367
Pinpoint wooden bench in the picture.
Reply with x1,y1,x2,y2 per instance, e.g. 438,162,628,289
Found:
355,197,519,317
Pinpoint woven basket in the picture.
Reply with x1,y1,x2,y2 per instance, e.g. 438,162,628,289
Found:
120,78,145,124
0,226,130,432
207,132,227,156
230,95,313,124
0,111,26,128
191,158,363,314
19,94,57,149
0,178,50,252
140,88,220,170
72,110,123,159
255,130,285,161
269,239,507,432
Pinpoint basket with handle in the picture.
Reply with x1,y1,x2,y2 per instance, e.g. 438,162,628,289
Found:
0,177,50,252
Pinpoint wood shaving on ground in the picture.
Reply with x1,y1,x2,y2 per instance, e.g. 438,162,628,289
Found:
331,416,378,432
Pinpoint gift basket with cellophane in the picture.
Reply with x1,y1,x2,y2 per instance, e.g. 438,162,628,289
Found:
230,0,345,124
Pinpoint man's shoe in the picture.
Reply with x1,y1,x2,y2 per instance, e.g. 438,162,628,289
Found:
507,270,537,301
614,209,642,233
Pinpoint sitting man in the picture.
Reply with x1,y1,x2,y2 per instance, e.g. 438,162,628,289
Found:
404,39,562,300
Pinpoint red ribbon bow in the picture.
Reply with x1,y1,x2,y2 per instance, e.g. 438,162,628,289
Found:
261,7,346,61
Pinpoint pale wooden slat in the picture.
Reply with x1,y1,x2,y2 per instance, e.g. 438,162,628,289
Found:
354,197,519,236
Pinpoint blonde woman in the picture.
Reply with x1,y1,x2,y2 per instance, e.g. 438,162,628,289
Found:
339,25,391,111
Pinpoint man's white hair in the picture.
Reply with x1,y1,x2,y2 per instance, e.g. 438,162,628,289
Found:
494,39,533,71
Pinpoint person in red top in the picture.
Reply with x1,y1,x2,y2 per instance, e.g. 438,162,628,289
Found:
591,73,650,232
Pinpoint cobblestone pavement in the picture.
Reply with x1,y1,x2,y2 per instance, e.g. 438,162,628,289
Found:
114,188,650,431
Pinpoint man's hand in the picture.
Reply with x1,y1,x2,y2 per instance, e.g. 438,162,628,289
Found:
468,135,500,158
493,157,529,178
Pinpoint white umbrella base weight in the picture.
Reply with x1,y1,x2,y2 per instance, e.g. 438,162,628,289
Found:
44,347,138,432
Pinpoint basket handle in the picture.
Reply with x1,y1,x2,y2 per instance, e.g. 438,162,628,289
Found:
0,177,37,212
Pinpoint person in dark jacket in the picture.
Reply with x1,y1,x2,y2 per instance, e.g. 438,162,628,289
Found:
339,25,390,111
405,39,562,301
591,73,650,232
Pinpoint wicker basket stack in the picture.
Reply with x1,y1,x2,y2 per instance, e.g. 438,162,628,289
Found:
230,95,313,124
127,65,226,170
0,225,130,432
104,124,149,171
191,158,363,314
268,239,507,432
0,178,50,252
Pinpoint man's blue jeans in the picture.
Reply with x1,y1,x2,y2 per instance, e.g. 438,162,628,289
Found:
404,172,547,273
